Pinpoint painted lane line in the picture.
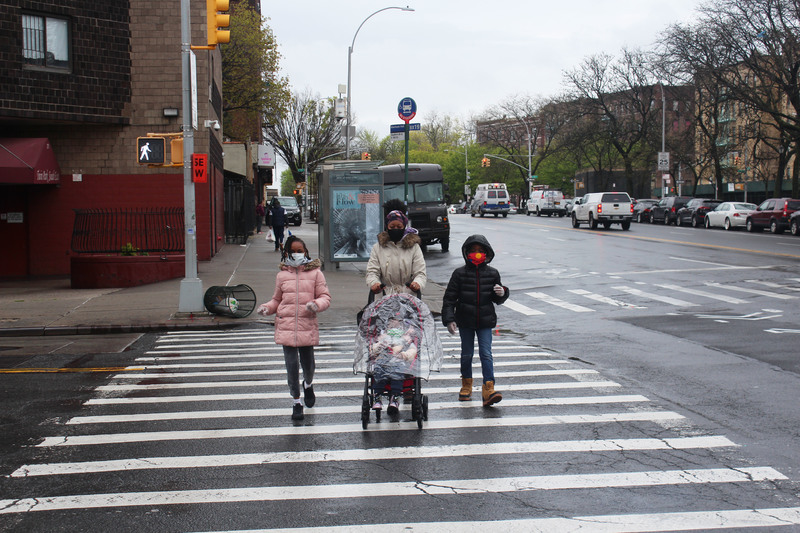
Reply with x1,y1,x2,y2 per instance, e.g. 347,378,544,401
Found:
705,282,797,299
37,411,680,447
128,358,569,370
612,286,698,307
745,279,800,292
85,381,622,405
568,289,645,309
190,507,800,533
135,351,555,362
149,339,517,353
0,467,783,514
107,368,597,380
502,299,545,316
12,435,735,477
526,292,594,313
67,395,651,425
655,283,748,304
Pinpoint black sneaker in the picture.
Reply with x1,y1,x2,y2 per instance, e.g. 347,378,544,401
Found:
387,396,399,416
291,403,304,421
303,384,315,408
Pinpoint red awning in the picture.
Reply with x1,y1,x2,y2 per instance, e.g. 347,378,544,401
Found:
0,138,61,184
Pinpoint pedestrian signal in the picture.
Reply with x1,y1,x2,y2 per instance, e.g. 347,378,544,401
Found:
137,137,165,165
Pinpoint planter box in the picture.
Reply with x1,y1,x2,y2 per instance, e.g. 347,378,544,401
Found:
70,255,185,289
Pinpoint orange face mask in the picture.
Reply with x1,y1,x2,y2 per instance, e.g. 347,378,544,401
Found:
467,252,486,265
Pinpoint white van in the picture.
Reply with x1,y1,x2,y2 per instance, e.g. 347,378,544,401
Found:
528,189,566,217
470,183,510,218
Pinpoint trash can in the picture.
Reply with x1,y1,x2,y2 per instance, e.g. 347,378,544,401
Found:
203,284,256,318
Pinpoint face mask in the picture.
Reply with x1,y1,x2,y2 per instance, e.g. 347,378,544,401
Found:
468,252,486,265
285,253,309,267
387,228,405,242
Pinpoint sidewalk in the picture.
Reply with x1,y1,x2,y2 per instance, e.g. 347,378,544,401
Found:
0,220,445,337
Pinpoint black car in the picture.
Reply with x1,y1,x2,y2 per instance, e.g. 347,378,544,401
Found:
675,198,722,227
789,210,800,236
632,199,659,223
650,196,693,225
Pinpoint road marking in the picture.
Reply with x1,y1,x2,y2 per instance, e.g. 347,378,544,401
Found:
526,292,594,312
102,368,600,385
12,435,734,477
765,328,800,334
612,286,698,307
655,283,748,304
0,367,144,374
190,508,800,532
745,279,800,292
66,395,651,425
608,265,776,276
85,381,622,404
0,467,783,513
568,289,645,309
135,350,555,362
37,411,679,447
695,311,782,321
705,282,796,300
502,299,545,315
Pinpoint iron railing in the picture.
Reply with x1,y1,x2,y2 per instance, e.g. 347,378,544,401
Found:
71,208,185,254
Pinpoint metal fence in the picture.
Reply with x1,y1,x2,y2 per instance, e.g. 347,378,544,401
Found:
71,208,185,254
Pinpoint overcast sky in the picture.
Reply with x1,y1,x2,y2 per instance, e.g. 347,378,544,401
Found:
262,0,702,172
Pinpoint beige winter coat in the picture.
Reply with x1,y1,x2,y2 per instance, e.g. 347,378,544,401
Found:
365,232,427,295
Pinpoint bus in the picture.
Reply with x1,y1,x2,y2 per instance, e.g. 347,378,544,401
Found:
379,163,450,252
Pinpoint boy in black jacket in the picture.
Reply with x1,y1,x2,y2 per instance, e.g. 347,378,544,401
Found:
441,234,509,406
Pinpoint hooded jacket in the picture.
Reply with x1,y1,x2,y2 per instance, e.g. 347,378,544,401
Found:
263,258,331,346
441,234,509,329
365,231,427,295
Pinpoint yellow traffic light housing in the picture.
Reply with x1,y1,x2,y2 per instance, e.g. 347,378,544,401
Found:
170,138,183,166
481,157,490,167
361,152,371,160
206,0,230,47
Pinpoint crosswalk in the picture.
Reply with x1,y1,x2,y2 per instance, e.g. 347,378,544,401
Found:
503,278,798,316
2,326,799,531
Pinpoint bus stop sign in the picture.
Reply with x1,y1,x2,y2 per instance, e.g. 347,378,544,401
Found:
397,97,416,122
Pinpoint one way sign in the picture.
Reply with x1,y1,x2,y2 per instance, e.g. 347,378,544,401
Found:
137,137,165,164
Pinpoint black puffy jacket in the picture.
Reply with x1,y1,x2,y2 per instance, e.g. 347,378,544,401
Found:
441,234,509,330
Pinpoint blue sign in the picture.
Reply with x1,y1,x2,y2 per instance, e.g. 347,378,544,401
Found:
390,123,420,133
397,97,416,121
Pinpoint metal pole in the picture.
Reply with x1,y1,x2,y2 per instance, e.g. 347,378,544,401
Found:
178,0,203,312
404,121,409,204
661,83,666,196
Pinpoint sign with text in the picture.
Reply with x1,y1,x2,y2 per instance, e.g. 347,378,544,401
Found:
397,97,416,122
257,144,276,168
192,153,208,183
658,151,670,171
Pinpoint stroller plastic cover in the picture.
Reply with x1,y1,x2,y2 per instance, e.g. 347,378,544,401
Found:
353,293,444,380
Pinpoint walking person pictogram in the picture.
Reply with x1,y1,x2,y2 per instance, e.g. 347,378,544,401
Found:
139,142,151,161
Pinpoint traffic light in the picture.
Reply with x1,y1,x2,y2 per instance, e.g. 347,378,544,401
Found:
293,189,299,195
361,152,371,160
481,157,490,167
206,0,231,47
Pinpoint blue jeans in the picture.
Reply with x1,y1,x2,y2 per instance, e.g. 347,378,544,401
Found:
459,326,494,383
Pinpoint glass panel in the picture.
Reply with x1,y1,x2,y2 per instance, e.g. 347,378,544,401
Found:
22,14,45,64
488,191,497,198
413,182,443,203
384,183,413,203
46,17,69,67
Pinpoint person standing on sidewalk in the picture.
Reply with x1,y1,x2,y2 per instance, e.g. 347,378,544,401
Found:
441,234,509,407
366,204,426,296
258,235,331,421
255,200,266,234
268,198,287,252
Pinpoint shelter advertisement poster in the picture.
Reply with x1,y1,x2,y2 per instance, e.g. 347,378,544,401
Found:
330,187,381,261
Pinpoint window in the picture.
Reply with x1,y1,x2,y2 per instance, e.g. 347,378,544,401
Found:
22,13,70,70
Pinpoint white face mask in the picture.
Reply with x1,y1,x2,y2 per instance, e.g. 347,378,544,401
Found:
285,253,309,267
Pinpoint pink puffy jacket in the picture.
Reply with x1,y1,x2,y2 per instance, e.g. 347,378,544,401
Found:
261,259,331,347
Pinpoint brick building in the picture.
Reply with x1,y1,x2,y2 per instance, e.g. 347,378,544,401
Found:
0,0,225,278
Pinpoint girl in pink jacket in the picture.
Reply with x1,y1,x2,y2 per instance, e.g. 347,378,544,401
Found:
258,235,331,421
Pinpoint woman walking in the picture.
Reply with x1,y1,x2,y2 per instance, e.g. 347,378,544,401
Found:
366,202,427,296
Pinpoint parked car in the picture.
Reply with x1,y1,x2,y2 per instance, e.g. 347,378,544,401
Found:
447,204,459,214
705,202,758,230
571,191,633,230
650,196,693,225
790,210,800,236
564,199,575,214
508,203,518,215
745,197,800,233
676,198,722,227
632,199,659,223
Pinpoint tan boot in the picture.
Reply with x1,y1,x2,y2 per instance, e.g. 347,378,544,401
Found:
458,378,473,401
482,381,502,407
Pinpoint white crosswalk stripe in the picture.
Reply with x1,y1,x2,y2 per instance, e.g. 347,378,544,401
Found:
3,325,796,530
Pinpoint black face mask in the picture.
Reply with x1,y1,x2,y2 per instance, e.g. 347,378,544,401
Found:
387,228,405,242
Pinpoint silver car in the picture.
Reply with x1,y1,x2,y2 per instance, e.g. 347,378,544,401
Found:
704,202,758,230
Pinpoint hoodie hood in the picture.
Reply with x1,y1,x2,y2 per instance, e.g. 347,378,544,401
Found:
461,234,495,264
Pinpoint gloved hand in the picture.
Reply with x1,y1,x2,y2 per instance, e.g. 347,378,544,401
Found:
257,304,271,316
306,301,319,313
493,284,505,296
447,322,458,335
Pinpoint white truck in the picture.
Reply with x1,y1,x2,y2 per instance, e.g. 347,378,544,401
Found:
527,189,566,217
571,191,633,230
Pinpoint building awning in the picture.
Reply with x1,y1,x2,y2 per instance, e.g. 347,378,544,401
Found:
0,138,61,184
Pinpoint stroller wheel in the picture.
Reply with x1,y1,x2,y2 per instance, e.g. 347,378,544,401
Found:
361,377,371,430
416,411,423,429
422,395,429,421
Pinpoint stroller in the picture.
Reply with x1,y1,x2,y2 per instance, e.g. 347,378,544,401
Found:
354,292,443,429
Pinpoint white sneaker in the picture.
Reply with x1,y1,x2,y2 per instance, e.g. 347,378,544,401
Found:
372,399,383,410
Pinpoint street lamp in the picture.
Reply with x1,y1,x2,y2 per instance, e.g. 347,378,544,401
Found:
345,6,414,159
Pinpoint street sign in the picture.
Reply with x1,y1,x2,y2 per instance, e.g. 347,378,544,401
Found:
397,97,416,122
192,153,207,183
137,137,165,164
390,132,404,142
390,123,420,133
658,151,670,171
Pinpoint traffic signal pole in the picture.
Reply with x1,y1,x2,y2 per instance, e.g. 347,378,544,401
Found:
178,0,204,312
